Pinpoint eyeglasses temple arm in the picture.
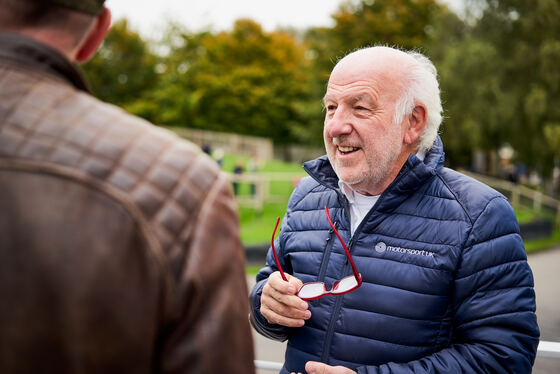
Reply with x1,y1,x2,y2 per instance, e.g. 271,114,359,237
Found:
272,217,288,282
324,206,361,282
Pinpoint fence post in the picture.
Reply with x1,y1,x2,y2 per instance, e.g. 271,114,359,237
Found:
533,191,542,211
255,176,265,215
511,187,520,209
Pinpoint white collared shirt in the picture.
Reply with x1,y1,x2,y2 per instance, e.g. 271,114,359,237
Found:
338,181,379,236
338,151,426,236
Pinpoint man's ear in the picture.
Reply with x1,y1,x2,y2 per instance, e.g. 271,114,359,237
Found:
75,6,111,62
403,103,427,145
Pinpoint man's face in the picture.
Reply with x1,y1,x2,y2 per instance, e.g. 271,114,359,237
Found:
323,53,408,196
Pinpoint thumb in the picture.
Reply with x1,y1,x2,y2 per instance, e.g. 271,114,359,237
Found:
305,361,356,374
286,273,303,295
305,361,327,374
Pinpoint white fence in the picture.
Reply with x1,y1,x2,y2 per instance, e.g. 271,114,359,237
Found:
227,172,305,212
462,171,560,229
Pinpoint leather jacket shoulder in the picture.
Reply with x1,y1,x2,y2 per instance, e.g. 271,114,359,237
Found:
0,33,254,374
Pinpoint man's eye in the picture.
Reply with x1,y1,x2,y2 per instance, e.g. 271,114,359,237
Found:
327,105,337,111
355,106,368,111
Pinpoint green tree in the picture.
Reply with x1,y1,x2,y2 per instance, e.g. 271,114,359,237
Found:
148,20,313,144
81,19,160,111
468,0,560,178
436,38,516,168
330,0,443,52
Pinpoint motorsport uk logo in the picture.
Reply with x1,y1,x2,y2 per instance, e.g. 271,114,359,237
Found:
375,241,435,258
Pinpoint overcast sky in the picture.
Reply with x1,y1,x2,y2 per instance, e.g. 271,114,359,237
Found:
106,0,463,39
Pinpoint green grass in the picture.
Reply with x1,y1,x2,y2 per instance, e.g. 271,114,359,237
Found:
239,201,290,245
218,153,304,244
515,208,538,223
524,229,560,253
514,205,557,224
246,265,262,276
512,206,560,253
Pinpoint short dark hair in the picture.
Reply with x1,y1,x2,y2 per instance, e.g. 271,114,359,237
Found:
0,0,95,43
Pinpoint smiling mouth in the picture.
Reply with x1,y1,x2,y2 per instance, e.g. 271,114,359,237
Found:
337,146,360,154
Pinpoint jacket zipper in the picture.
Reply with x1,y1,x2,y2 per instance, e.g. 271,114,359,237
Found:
305,160,412,363
317,226,336,285
320,229,355,363
317,166,410,363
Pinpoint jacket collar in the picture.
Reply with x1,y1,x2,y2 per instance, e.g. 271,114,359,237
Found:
303,137,445,207
0,31,90,92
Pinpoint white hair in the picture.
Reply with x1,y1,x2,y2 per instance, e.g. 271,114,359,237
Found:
392,50,443,153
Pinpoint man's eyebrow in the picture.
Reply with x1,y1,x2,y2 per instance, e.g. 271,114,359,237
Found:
352,94,365,103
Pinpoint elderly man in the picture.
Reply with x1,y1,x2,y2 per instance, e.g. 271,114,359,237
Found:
250,46,539,373
0,0,254,372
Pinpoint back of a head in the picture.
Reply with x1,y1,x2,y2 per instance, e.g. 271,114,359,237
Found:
0,0,105,47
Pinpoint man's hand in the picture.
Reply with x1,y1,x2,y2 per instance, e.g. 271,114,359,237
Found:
260,271,311,327
290,361,357,374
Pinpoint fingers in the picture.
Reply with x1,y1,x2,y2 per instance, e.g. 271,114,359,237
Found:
268,271,303,295
305,361,356,374
261,271,311,327
261,293,310,327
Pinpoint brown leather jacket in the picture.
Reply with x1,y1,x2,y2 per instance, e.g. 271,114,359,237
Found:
0,32,254,373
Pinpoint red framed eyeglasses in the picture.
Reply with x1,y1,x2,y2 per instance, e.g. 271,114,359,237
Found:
271,206,362,301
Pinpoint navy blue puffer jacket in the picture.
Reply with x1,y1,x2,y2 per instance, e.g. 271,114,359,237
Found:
250,138,539,373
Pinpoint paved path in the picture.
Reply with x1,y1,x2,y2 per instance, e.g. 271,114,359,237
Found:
249,246,560,373
528,247,560,373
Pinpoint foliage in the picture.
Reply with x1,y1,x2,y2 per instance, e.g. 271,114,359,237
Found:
438,0,560,177
330,0,442,52
493,0,560,176
82,0,560,195
81,20,160,109
145,20,314,145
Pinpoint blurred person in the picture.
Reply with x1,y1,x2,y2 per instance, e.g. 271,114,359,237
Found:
248,155,259,196
0,1,254,373
202,143,212,155
233,160,244,195
249,46,539,373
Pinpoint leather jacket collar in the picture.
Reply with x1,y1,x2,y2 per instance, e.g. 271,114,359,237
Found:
0,31,90,92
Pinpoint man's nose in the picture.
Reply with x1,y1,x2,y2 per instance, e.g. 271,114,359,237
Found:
326,108,353,138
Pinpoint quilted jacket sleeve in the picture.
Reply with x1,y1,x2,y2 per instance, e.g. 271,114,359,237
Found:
249,179,313,342
358,196,540,374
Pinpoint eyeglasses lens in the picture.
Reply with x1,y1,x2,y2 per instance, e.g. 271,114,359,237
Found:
331,275,358,294
297,275,359,299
